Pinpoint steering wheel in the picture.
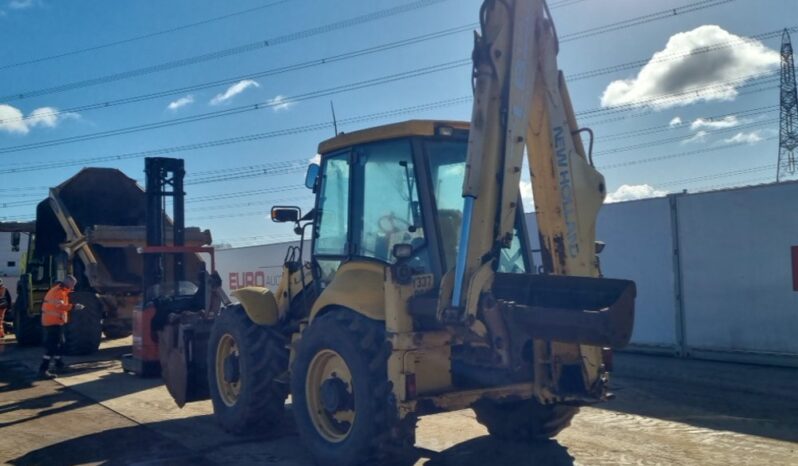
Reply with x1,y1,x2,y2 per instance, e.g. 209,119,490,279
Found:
378,214,410,234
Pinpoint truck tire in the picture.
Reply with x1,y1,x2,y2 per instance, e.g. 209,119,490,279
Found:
102,323,132,339
291,310,415,466
64,292,103,355
13,302,42,346
472,398,578,441
208,305,289,434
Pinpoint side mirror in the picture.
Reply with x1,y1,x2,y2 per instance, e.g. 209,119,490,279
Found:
305,163,320,190
271,206,301,223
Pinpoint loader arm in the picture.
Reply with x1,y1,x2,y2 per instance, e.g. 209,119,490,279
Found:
452,0,607,314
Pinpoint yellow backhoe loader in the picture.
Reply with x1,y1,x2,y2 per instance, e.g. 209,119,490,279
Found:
156,1,636,464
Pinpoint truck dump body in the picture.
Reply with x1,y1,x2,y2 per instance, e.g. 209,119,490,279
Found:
33,167,209,293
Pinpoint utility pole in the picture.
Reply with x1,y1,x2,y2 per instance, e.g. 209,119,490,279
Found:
777,29,798,182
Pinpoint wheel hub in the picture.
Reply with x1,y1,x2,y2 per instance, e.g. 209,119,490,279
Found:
305,349,356,443
223,353,240,384
320,376,350,413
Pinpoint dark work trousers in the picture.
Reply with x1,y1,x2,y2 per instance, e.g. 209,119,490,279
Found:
43,325,65,361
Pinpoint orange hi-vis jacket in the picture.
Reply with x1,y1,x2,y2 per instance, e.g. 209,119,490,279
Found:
0,285,9,310
42,284,73,327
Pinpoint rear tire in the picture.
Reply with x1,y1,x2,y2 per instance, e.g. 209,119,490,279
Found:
291,310,414,466
473,398,578,441
64,292,103,355
13,302,42,346
207,305,289,434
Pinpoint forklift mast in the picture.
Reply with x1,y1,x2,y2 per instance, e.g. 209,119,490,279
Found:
144,157,186,293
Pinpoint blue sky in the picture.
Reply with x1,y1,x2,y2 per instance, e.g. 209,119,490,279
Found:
0,0,796,246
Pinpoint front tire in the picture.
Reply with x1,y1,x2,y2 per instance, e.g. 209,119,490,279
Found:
291,310,413,466
207,305,289,434
64,292,103,355
472,398,578,441
102,322,132,339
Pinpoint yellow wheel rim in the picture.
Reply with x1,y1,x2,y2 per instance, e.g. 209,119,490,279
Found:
215,333,241,407
306,349,355,443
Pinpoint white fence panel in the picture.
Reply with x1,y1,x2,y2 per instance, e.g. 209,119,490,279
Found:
677,183,798,357
526,197,678,350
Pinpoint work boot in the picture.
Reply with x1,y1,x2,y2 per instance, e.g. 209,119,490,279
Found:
38,360,55,379
54,358,70,374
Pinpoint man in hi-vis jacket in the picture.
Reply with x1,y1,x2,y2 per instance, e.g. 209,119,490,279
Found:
39,275,84,378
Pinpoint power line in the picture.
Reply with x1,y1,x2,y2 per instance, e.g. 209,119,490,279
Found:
0,71,779,175
584,84,779,126
690,175,774,193
13,21,784,128
594,118,777,157
599,105,778,142
599,136,779,170
559,0,735,43
0,24,476,126
0,0,450,103
0,96,472,175
0,0,292,71
578,72,778,118
2,0,734,104
549,0,591,8
654,163,775,188
568,27,794,82
0,59,471,156
0,67,774,159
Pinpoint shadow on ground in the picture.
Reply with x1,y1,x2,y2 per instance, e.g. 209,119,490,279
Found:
8,421,215,466
9,414,575,466
600,353,798,443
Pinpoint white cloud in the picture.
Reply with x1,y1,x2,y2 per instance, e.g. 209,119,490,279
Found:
690,115,742,130
0,104,28,134
309,154,321,164
600,25,779,109
167,95,194,111
8,0,37,9
682,130,708,144
0,104,78,134
606,184,668,203
519,180,534,211
722,131,762,145
669,116,683,128
210,80,259,105
267,95,294,112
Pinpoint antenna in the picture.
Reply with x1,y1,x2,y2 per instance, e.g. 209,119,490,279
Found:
777,29,798,182
330,101,339,136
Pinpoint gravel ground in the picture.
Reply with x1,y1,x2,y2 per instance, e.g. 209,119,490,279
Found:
0,337,795,465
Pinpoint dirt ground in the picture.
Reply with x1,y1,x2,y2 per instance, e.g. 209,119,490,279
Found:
0,336,796,466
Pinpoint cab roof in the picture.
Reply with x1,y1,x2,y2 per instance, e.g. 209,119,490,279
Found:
317,119,469,155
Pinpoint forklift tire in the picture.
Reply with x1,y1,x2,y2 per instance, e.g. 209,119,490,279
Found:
291,310,415,466
472,398,578,441
13,303,42,346
64,292,103,355
208,305,289,435
102,324,132,340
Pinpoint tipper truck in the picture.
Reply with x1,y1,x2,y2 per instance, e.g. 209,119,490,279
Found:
13,167,211,354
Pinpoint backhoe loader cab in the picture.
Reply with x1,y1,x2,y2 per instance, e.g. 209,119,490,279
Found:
307,120,531,294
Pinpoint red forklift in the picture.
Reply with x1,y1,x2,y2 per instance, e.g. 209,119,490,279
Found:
123,157,227,404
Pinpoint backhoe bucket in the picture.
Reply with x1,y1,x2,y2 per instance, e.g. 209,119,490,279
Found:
493,273,636,348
